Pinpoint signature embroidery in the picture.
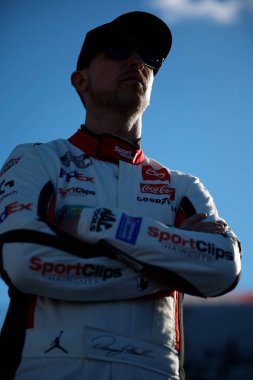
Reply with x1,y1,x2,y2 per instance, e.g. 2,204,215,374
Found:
91,335,154,358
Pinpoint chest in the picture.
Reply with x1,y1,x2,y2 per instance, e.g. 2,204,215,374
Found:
54,157,177,226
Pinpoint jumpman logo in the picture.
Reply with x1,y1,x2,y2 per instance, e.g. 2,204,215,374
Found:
44,330,68,354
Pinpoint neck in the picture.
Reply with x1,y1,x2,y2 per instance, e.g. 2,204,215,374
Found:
84,107,142,145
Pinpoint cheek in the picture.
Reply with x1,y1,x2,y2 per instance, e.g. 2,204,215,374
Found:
88,66,114,92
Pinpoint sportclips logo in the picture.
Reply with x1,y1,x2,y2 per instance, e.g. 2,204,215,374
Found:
148,227,233,261
114,146,135,160
29,257,122,281
90,208,116,232
58,187,95,197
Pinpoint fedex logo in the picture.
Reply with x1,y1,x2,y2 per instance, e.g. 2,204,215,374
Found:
59,168,94,183
142,165,170,181
0,202,32,224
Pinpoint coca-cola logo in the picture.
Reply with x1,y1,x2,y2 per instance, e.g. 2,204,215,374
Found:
140,183,175,199
142,165,170,181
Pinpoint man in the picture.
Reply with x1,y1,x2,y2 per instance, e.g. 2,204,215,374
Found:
0,11,241,380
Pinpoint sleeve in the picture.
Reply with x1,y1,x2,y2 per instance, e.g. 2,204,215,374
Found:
0,145,168,301
76,203,242,298
174,175,226,225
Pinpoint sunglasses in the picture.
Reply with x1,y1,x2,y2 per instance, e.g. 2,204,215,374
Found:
104,46,164,70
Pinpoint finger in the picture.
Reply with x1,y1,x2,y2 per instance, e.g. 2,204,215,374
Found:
182,221,226,233
217,218,227,227
179,213,207,229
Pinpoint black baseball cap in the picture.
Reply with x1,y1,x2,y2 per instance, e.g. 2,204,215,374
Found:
76,11,172,73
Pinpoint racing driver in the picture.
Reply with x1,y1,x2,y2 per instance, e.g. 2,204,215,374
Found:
0,11,241,380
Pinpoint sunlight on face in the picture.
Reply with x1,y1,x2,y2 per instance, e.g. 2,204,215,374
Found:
84,52,154,114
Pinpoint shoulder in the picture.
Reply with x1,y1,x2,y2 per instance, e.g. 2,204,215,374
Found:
143,156,200,184
9,138,72,158
1,139,72,175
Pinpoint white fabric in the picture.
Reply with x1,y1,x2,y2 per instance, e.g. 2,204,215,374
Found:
0,135,241,380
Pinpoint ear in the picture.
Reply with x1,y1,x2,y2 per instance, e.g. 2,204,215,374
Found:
71,70,88,92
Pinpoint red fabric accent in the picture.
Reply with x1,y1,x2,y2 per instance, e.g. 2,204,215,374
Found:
142,164,170,181
174,207,187,228
68,128,145,164
26,296,37,329
175,291,180,351
69,128,98,157
47,195,56,225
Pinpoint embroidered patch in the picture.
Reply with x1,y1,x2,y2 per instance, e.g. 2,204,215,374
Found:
116,213,142,245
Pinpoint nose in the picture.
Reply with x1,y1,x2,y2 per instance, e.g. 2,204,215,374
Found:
127,50,145,70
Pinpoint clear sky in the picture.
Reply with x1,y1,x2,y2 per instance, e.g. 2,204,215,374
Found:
0,0,252,324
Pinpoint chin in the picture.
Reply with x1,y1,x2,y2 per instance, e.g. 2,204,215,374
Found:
118,94,149,113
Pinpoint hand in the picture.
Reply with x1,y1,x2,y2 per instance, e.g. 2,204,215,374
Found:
179,213,227,234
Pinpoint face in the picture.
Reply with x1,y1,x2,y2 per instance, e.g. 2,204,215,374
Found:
79,50,154,114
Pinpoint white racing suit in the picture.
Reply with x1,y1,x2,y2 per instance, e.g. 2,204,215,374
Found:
0,126,241,380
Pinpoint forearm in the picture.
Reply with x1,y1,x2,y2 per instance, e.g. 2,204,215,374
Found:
0,145,168,301
1,218,168,301
75,206,241,297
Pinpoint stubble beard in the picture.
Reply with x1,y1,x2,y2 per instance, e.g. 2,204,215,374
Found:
88,83,150,116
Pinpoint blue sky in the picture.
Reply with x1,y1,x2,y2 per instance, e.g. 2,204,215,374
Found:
0,0,252,324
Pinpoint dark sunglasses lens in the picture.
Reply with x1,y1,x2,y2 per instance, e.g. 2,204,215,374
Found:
141,53,164,70
105,46,164,70
105,46,132,60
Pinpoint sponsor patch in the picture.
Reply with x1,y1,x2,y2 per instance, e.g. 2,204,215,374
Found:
59,168,94,183
55,205,85,222
60,152,92,168
140,183,175,199
0,157,21,177
137,196,171,205
142,165,170,181
58,187,95,197
90,208,116,232
116,213,142,245
0,179,15,195
0,190,18,204
114,146,135,160
29,256,122,281
148,226,233,261
0,201,32,223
